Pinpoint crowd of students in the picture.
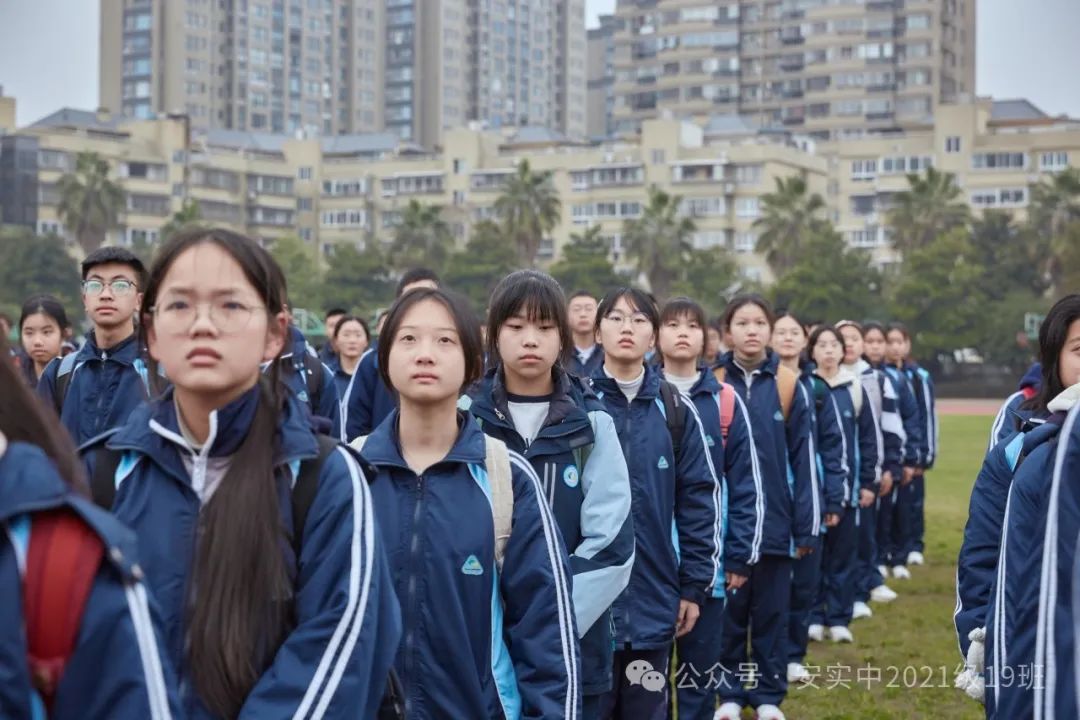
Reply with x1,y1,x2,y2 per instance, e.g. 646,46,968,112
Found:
0,225,954,720
955,293,1080,719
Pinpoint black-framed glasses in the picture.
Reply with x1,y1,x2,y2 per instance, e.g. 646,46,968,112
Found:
83,279,137,296
149,299,262,335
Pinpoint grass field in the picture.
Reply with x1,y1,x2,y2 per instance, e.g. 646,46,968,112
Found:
772,414,989,719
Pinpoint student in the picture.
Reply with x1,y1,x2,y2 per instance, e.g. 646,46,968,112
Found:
341,268,440,441
354,286,581,719
17,294,70,387
587,287,720,720
713,295,818,720
329,315,370,400
81,228,401,719
953,295,1080,708
886,322,936,568
38,247,151,446
567,290,603,378
320,307,347,364
466,270,634,718
987,362,1042,452
837,320,900,615
863,321,922,580
0,337,180,719
804,326,878,645
656,297,760,720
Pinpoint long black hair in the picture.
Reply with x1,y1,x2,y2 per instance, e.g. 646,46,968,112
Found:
486,269,572,368
1025,294,1080,413
140,227,291,718
0,334,87,495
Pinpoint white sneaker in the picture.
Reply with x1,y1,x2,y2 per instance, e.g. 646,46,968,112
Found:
852,601,873,620
892,565,912,580
714,702,743,720
756,704,786,720
807,623,825,642
877,564,889,579
787,662,811,683
829,625,854,643
907,551,925,566
870,584,899,603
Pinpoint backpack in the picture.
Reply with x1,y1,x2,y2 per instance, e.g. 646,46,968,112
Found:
351,433,515,573
658,381,689,466
21,509,105,714
714,364,798,422
89,434,405,719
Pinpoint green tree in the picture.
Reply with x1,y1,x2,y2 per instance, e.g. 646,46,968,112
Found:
885,166,970,254
889,226,989,359
268,235,324,312
770,226,883,323
1028,167,1080,291
444,221,519,310
753,173,827,277
670,246,741,316
161,199,204,241
389,199,454,273
549,225,623,298
322,243,394,317
0,226,83,323
623,185,696,302
969,210,1049,297
56,151,126,255
494,160,561,267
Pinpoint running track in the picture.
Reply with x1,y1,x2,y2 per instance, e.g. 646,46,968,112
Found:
937,399,1001,416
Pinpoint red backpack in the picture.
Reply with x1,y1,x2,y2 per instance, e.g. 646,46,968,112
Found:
21,509,104,713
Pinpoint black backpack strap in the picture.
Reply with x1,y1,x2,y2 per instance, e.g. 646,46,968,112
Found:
659,381,687,466
302,353,324,411
90,448,123,510
291,434,341,556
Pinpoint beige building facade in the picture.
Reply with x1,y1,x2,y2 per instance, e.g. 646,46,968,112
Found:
608,0,976,141
9,96,1079,285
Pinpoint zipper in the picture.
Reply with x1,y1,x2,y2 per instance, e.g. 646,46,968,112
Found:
403,473,425,717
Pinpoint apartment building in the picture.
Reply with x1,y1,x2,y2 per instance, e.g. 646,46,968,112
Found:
99,0,586,148
609,0,976,141
5,95,1077,283
825,97,1080,267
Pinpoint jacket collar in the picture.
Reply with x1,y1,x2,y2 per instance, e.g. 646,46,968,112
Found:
78,330,140,366
590,361,663,400
107,383,319,469
717,349,781,380
361,409,487,470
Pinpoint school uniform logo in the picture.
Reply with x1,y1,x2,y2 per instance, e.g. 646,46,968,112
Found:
461,555,484,576
563,465,580,488
657,456,670,470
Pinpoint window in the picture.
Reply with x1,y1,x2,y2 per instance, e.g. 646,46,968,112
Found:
736,197,760,218
1040,151,1069,172
298,167,313,181
972,152,1027,170
946,136,961,154
851,159,878,181
734,232,757,253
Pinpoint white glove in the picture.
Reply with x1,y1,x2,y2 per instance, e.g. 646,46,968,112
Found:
954,627,986,703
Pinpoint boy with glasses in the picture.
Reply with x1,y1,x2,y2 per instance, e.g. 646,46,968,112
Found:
38,247,151,445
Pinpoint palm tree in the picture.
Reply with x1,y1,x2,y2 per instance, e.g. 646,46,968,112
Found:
885,166,969,253
623,185,696,301
494,159,561,267
56,151,125,255
160,199,204,242
1028,167,1080,290
389,199,454,273
753,173,827,277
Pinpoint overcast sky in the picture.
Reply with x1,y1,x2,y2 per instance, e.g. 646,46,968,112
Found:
1,0,1078,127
